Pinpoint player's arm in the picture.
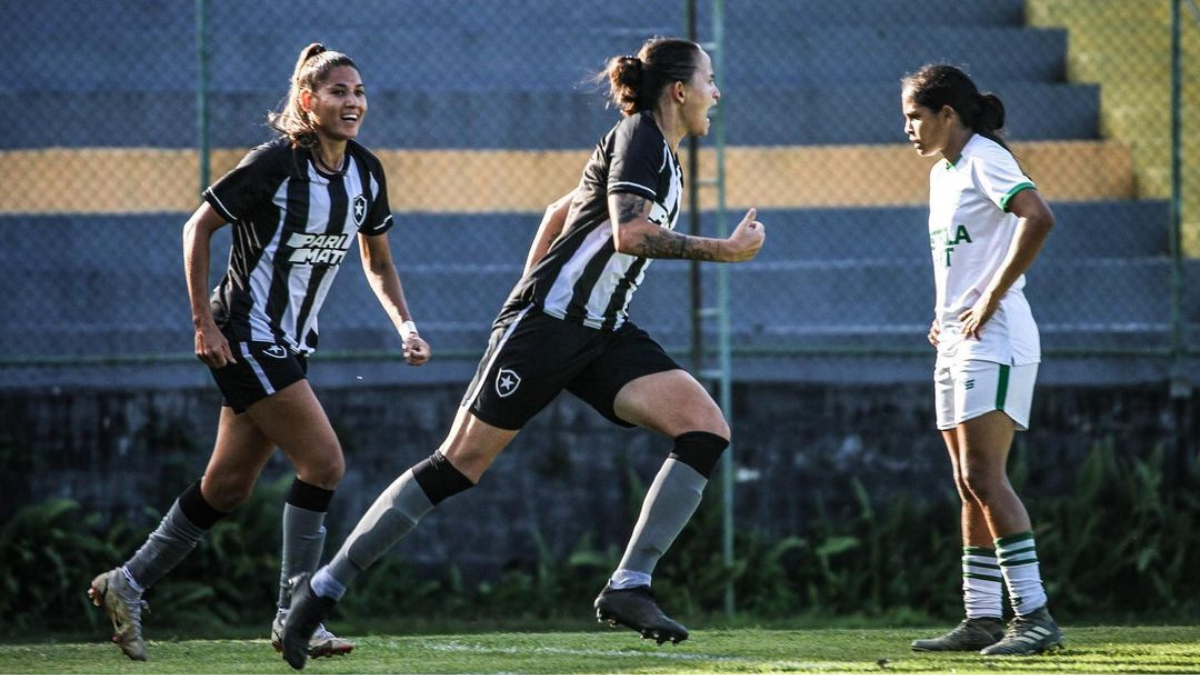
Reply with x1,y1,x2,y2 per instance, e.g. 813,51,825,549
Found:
959,189,1055,339
608,193,765,262
523,190,576,275
359,232,430,365
183,203,235,367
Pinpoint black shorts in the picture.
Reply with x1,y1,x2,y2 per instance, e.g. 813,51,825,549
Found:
209,340,308,413
461,307,682,430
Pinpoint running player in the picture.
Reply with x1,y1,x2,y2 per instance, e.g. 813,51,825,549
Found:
278,36,765,670
88,43,430,661
901,64,1062,656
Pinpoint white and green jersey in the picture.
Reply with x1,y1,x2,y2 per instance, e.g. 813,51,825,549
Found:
928,134,1040,367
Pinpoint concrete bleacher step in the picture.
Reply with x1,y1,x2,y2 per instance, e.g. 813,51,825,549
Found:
9,25,1070,94
0,81,1100,150
2,204,1186,359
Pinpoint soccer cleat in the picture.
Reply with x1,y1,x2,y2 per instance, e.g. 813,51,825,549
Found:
271,613,354,658
88,568,149,661
911,617,1004,651
594,584,689,645
280,573,338,670
980,606,1064,656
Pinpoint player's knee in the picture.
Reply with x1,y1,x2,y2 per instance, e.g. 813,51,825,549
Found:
202,475,256,511
669,430,730,479
960,466,1003,503
298,446,345,489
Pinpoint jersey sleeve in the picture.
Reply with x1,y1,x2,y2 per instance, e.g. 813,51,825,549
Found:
606,117,661,201
203,142,280,222
360,158,394,237
972,142,1036,213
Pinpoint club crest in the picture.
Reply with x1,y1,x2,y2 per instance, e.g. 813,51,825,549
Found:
495,368,521,398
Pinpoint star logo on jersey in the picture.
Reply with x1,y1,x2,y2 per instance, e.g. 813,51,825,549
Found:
353,195,368,226
262,344,288,359
495,368,521,398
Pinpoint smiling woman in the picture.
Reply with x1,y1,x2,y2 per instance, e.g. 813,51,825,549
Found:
86,42,431,664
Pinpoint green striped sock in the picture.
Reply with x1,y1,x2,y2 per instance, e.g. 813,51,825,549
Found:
962,547,1003,619
996,530,1047,616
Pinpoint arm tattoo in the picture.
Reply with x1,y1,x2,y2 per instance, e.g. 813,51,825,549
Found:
613,192,720,260
637,228,719,261
615,193,646,226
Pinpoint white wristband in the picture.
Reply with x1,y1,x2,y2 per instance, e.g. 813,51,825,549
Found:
400,320,418,341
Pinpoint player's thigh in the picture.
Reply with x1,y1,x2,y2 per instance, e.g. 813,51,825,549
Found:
244,379,343,484
201,406,276,507
613,369,729,439
568,322,722,436
438,405,520,482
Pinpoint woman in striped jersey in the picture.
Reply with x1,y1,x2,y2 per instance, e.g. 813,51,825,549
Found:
279,36,765,670
89,43,430,662
902,64,1062,656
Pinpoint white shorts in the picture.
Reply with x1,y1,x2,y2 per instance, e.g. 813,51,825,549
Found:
935,360,1038,431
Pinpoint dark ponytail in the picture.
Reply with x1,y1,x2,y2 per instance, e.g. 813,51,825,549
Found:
902,64,1012,153
269,42,360,148
598,37,701,116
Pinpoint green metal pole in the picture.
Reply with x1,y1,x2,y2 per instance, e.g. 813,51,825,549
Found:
196,0,210,194
1168,0,1193,482
686,0,704,374
710,0,735,618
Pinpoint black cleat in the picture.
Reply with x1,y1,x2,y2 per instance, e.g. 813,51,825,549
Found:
594,585,689,645
280,574,337,670
911,617,1005,652
980,606,1064,656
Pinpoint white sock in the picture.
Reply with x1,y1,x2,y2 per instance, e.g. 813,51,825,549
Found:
608,569,652,590
310,567,346,601
961,547,1003,619
996,531,1048,615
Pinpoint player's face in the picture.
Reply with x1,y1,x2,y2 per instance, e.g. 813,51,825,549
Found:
681,49,720,137
901,88,949,158
306,66,367,142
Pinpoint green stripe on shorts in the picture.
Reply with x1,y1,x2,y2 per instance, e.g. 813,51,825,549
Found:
995,364,1010,411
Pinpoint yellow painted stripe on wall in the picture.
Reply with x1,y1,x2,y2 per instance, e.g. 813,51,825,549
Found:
0,141,1134,215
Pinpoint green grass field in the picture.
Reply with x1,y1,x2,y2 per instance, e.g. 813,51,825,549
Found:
2,625,1198,674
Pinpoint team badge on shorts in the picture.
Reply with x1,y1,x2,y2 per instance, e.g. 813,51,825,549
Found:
262,344,288,359
495,368,521,398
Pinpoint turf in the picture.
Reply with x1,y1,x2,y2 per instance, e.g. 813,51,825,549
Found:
2,625,1198,674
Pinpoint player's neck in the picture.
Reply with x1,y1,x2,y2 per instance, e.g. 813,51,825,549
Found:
313,140,348,173
940,127,973,165
649,109,684,153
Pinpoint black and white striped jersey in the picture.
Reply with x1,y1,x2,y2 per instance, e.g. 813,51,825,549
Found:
203,137,393,355
500,110,683,330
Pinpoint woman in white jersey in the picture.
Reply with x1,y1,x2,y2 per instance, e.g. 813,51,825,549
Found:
88,43,430,662
278,37,765,670
901,64,1062,656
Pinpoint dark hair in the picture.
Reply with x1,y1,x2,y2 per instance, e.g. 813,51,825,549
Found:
269,43,360,148
902,64,1010,152
598,37,702,116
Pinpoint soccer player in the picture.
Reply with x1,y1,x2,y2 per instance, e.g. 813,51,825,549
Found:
88,43,430,661
901,64,1062,656
279,37,765,670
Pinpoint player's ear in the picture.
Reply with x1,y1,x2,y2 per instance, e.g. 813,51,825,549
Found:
299,88,315,112
673,80,687,105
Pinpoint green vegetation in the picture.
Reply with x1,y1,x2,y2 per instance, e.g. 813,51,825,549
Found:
3,440,1198,638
